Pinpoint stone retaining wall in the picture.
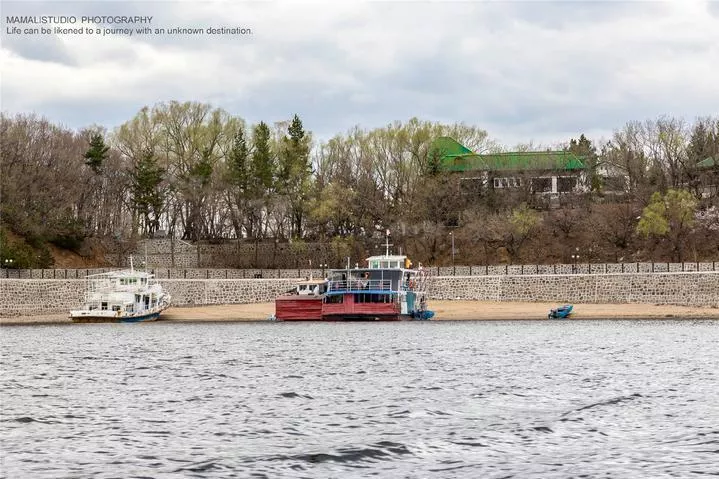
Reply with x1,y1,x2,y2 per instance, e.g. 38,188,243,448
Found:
426,272,719,307
1,272,717,317
0,279,297,317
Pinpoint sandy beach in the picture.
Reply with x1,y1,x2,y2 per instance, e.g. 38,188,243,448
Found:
1,300,718,325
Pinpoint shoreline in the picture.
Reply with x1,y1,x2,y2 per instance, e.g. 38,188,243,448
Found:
1,301,718,326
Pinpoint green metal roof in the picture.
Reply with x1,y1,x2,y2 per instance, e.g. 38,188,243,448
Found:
431,136,586,172
431,136,474,156
697,155,717,168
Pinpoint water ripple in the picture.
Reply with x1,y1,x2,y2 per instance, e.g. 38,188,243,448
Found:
1,320,718,477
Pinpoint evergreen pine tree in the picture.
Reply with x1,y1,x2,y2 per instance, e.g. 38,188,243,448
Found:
83,133,110,174
131,150,166,236
251,121,274,193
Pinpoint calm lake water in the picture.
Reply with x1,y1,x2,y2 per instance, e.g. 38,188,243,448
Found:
1,320,718,478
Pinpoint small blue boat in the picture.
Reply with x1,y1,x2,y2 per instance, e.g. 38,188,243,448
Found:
548,304,573,319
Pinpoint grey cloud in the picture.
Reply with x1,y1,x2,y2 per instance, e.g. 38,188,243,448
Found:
498,1,664,30
2,1,717,150
2,31,76,66
709,1,719,17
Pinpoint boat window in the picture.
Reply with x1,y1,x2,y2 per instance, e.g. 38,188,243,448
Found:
381,261,389,268
324,295,343,304
112,305,121,312
101,302,108,310
135,294,141,303
354,293,389,303
370,261,379,268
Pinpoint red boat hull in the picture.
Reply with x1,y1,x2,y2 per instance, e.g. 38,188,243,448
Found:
322,295,400,320
275,296,323,321
275,293,403,321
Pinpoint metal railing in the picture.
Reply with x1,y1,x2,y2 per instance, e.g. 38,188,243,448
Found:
328,279,393,292
1,261,717,280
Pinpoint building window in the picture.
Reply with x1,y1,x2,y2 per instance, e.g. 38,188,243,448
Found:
531,177,552,193
557,177,577,193
493,177,521,188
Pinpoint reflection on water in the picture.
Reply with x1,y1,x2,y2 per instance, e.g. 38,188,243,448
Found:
1,320,718,478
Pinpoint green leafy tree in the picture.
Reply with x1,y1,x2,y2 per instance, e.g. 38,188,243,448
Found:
131,150,166,236
568,134,600,192
226,127,249,238
278,114,312,237
83,133,110,174
245,121,275,240
251,121,274,193
228,128,249,191
637,188,697,261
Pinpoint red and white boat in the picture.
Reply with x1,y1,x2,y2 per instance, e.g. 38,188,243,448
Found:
273,250,433,321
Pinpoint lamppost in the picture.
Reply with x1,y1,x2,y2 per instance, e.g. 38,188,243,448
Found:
320,263,328,278
3,258,14,278
571,247,579,274
449,231,456,275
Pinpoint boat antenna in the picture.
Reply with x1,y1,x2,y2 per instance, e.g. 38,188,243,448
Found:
144,242,148,272
385,229,391,256
309,259,313,280
129,255,134,272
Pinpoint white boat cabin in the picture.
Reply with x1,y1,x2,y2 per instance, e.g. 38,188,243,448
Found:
83,270,164,314
296,279,328,296
366,254,413,270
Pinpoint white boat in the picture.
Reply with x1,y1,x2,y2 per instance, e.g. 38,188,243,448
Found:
69,259,171,323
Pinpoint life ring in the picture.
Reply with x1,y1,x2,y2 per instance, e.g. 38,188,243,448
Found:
408,279,415,289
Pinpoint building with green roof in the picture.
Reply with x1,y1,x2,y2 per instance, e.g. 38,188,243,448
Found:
697,154,717,169
697,153,719,199
431,137,588,198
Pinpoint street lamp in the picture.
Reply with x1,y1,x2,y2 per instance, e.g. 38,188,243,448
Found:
3,258,14,278
450,231,455,270
571,247,579,274
320,263,328,278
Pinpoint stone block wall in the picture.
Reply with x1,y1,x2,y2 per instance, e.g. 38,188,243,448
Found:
1,272,717,317
0,280,86,317
0,278,297,317
427,272,719,307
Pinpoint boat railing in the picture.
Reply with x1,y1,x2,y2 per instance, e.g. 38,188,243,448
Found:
328,279,393,292
85,275,157,293
399,270,430,292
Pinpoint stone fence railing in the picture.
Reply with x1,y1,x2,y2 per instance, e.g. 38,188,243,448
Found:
1,261,717,280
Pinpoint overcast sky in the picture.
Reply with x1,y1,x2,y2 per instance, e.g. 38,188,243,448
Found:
2,0,718,148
